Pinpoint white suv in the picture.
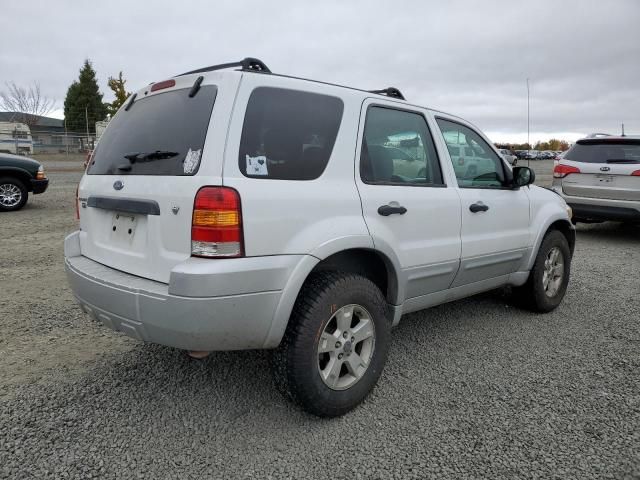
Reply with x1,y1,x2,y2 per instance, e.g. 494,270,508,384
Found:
64,58,575,417
551,134,640,223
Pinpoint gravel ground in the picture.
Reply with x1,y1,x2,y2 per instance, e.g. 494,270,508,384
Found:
1,161,639,479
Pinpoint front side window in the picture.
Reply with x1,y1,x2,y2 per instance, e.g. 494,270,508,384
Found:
360,107,444,186
436,118,506,188
239,87,344,180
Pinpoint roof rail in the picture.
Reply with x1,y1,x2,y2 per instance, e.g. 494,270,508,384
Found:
368,87,405,100
585,132,611,138
177,57,271,77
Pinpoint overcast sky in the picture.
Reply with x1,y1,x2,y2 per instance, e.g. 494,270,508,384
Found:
1,0,638,143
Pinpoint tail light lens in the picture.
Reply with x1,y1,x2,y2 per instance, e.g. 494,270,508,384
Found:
631,170,640,176
191,187,243,258
553,164,581,178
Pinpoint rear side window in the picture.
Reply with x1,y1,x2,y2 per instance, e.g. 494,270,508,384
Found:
564,140,640,164
239,87,344,180
88,86,217,175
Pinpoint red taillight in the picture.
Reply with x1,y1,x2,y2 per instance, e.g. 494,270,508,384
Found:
631,170,640,176
150,79,176,92
75,185,80,220
191,187,243,258
553,164,581,178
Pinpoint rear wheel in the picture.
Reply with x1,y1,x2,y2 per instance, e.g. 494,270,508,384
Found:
512,230,571,312
0,177,28,212
272,272,391,417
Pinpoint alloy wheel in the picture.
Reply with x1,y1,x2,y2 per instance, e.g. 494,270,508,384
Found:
0,183,22,208
317,304,376,391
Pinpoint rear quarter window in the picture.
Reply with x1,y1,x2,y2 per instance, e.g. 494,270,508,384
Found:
238,87,344,180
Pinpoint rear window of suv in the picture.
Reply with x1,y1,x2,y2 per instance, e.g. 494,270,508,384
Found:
88,85,217,175
239,87,344,180
564,139,640,164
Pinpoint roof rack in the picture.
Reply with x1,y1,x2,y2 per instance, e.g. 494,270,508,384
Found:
585,132,611,138
368,87,405,100
177,57,271,77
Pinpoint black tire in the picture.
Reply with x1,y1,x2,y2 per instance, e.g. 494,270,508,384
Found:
271,272,391,417
0,176,28,212
511,230,571,312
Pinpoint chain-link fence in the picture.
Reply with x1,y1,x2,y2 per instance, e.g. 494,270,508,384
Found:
0,126,95,156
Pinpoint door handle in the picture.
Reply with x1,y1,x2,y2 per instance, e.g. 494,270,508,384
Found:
378,204,407,216
469,202,489,213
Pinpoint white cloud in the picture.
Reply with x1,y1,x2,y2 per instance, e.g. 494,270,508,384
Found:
1,0,638,140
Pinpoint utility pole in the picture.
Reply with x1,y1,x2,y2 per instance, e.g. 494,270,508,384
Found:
64,118,69,157
85,106,90,150
527,78,530,168
621,123,625,137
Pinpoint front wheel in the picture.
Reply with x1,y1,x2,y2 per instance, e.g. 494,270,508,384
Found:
0,177,28,212
0,177,29,212
512,230,571,312
272,272,391,417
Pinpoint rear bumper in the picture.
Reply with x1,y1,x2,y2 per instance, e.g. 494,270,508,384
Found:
30,178,49,194
550,186,640,222
64,231,306,351
569,203,640,222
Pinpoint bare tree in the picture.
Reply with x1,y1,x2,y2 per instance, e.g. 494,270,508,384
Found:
0,81,55,127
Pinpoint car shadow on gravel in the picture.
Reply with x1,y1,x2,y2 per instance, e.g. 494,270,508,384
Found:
69,290,517,424
73,342,302,424
575,221,640,242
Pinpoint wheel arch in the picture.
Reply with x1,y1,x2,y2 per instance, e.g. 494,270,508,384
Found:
0,167,33,192
263,245,403,348
527,217,575,270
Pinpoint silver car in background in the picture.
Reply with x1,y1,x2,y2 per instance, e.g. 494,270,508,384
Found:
551,134,640,223
498,148,518,165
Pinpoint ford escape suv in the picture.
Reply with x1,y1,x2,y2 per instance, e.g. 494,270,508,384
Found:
551,134,640,223
65,58,575,417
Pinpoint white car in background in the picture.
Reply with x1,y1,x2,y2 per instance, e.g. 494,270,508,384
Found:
551,134,640,223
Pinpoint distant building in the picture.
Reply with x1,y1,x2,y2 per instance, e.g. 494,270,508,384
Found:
0,112,88,153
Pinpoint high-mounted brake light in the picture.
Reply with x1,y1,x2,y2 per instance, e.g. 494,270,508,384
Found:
631,170,640,176
191,187,244,258
150,79,176,92
553,164,581,178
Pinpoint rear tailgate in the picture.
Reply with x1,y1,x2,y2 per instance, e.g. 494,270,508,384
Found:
77,71,240,283
560,139,640,201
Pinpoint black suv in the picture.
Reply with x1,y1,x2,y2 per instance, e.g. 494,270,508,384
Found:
0,153,49,211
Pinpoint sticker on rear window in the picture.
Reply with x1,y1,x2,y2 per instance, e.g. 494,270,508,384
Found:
246,155,268,176
183,148,201,174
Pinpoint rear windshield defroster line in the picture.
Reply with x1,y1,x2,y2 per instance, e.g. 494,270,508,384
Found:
88,85,217,176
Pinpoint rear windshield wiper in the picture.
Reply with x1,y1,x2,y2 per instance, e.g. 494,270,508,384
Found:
606,158,639,164
123,150,179,163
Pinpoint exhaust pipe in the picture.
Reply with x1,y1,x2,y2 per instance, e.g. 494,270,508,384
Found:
187,350,211,359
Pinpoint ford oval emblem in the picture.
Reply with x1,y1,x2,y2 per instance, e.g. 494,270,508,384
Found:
600,166,610,172
113,180,124,191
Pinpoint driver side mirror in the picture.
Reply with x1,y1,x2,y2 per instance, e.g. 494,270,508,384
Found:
512,166,535,188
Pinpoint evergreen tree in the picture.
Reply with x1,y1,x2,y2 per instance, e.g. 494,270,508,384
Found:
64,59,107,133
106,71,131,117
